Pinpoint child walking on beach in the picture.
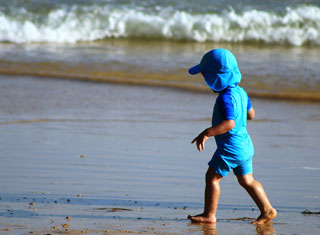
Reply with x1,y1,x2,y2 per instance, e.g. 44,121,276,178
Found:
188,49,277,224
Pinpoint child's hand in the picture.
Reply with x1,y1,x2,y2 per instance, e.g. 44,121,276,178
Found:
191,130,209,152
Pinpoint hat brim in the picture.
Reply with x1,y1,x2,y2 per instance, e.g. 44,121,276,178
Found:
188,64,202,75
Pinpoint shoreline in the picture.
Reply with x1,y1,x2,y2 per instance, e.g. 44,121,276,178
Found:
1,72,320,103
1,39,319,103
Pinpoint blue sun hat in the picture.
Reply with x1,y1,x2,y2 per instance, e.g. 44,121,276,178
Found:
189,49,241,91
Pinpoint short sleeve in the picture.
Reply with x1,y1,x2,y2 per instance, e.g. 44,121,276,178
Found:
247,95,252,111
217,93,235,120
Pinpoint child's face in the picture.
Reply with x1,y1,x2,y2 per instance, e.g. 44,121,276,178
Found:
201,72,218,93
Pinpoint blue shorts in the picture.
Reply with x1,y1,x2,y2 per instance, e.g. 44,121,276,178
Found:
208,150,253,177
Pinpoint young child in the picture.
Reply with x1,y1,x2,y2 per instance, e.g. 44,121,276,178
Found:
187,49,277,224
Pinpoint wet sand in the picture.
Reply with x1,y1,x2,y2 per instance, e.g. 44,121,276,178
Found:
0,75,320,234
1,41,320,101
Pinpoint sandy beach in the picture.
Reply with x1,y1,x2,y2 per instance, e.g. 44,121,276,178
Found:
1,0,320,233
0,75,319,234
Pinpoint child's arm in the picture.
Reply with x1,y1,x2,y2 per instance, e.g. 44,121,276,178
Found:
247,107,255,120
191,120,235,152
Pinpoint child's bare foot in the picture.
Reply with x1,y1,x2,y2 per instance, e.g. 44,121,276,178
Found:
252,208,277,224
187,213,216,224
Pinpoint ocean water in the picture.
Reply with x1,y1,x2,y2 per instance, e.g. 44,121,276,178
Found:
1,0,320,45
0,0,320,100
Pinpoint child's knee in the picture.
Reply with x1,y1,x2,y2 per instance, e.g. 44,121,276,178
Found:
205,167,222,184
205,172,213,185
237,174,254,187
238,178,249,188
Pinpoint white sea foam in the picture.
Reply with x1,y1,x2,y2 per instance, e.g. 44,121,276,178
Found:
0,5,320,45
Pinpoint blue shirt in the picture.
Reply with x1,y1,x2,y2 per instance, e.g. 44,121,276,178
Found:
212,85,254,158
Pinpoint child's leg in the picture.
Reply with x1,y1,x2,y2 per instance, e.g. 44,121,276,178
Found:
188,167,223,223
236,174,277,224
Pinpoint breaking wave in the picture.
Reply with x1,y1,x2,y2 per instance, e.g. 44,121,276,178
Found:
0,5,320,46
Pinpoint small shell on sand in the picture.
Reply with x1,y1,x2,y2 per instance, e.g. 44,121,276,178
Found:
61,224,70,228
66,216,71,220
80,155,86,158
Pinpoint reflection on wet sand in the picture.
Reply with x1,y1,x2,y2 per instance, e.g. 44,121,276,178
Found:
255,223,276,235
201,223,217,235
189,219,276,235
188,223,217,235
